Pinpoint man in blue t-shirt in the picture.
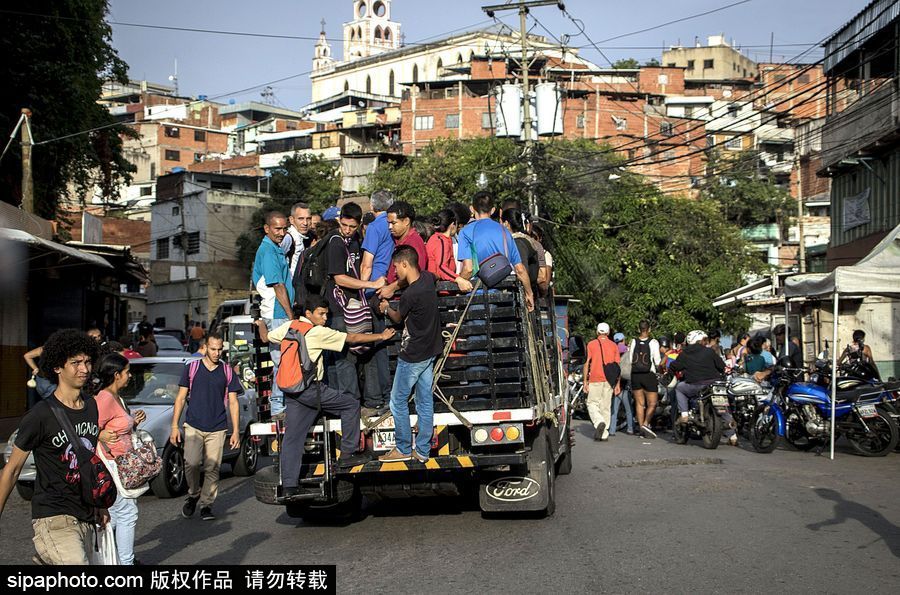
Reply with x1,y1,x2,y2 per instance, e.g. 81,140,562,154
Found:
457,191,534,311
251,211,295,418
358,190,396,415
170,333,242,521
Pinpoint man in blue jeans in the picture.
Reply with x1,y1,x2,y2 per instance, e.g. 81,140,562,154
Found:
252,211,295,419
377,246,443,462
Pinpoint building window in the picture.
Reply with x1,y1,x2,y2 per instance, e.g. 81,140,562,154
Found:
140,186,152,197
664,149,676,160
156,237,169,260
576,114,585,129
366,76,372,94
445,114,460,129
725,136,743,151
798,74,810,84
150,162,156,180
164,149,180,161
684,106,694,117
414,115,434,130
319,136,332,149
706,135,715,148
703,59,714,69
389,70,395,96
344,81,350,92
164,126,180,138
194,153,203,163
357,112,367,125
413,64,419,84
612,116,627,131
187,232,200,255
172,206,180,216
774,74,786,82
666,63,676,68
687,60,695,70
210,181,232,190
194,130,206,142
482,112,495,129
660,122,674,137
727,104,740,118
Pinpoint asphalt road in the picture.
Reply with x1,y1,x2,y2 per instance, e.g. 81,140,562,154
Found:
2,420,899,594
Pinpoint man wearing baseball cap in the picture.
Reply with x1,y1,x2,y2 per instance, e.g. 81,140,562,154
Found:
583,322,621,441
669,330,733,443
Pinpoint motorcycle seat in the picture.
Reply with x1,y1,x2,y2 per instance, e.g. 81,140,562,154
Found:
881,380,900,392
835,386,884,403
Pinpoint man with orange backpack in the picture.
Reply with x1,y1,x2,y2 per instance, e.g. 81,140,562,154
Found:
256,296,395,499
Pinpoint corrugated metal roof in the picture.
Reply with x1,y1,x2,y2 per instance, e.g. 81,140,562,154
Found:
824,0,900,73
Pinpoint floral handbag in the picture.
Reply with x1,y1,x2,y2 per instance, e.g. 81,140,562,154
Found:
102,433,162,489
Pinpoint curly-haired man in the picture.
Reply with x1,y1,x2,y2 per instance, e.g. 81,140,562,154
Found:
0,329,107,565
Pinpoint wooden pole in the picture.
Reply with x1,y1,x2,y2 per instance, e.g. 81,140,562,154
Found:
21,108,33,214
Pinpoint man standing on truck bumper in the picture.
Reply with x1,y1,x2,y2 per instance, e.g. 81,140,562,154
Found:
257,297,395,498
252,211,295,419
584,323,621,441
378,246,443,462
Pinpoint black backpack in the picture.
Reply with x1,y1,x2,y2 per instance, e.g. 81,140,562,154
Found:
295,231,339,296
632,338,653,374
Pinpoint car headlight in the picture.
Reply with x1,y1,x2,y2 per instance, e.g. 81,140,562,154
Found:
134,429,154,446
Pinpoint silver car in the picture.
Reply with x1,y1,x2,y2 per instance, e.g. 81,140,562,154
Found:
2,356,259,500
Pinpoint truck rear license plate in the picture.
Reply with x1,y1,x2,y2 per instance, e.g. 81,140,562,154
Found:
856,404,877,418
373,430,396,451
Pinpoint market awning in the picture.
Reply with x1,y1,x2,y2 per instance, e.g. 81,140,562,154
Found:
0,228,113,269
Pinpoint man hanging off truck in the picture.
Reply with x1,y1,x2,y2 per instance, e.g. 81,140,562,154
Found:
255,297,395,499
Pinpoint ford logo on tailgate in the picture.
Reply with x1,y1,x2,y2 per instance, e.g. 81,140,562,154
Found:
485,477,541,502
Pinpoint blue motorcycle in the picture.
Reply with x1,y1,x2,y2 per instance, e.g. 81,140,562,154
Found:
750,362,899,457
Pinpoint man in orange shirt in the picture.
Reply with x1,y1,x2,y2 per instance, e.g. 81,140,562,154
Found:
189,321,205,353
583,322,621,441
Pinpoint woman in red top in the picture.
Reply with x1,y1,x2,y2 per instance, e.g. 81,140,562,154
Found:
426,209,473,291
96,353,146,565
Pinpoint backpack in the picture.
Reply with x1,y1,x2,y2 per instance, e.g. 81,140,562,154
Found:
275,320,317,394
47,398,118,509
514,236,538,287
295,231,339,296
188,359,235,408
632,338,653,374
619,347,632,381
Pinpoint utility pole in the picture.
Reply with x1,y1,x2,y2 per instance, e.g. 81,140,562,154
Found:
21,109,34,214
796,151,806,272
179,195,193,329
483,1,564,217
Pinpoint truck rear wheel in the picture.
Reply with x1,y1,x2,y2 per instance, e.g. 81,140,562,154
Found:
556,410,574,476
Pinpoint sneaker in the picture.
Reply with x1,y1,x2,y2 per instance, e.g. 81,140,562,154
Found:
676,414,690,426
182,495,199,518
361,405,389,418
593,422,606,441
339,451,373,468
728,435,739,447
199,507,215,521
411,450,429,463
282,486,301,500
640,425,657,439
378,448,412,462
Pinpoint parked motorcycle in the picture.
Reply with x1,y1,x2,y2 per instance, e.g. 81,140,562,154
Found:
728,375,771,438
672,382,726,449
750,363,899,456
568,370,587,420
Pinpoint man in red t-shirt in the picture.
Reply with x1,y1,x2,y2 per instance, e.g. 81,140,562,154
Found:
583,322,621,441
377,200,429,299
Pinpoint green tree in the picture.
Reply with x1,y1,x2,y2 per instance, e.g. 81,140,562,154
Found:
701,150,794,228
0,1,135,219
367,138,758,337
236,154,340,266
612,58,640,69
644,58,661,67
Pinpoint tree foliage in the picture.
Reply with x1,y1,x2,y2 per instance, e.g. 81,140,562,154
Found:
236,154,340,266
612,58,640,69
0,1,135,219
701,150,794,228
367,138,761,338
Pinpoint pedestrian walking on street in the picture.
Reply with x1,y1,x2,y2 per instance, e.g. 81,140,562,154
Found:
583,323,621,442
0,330,106,565
629,320,662,439
610,332,635,436
95,353,147,565
170,333,242,521
378,246,443,462
252,210,295,419
189,321,205,353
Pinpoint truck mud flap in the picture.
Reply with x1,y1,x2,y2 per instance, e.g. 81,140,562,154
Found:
479,429,553,513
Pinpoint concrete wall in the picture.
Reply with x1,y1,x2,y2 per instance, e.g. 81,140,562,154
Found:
663,44,758,81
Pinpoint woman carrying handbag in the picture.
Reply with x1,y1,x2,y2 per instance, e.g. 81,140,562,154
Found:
95,353,148,565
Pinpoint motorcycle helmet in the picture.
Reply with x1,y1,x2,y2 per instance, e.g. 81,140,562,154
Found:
686,330,707,345
658,336,670,348
673,331,686,345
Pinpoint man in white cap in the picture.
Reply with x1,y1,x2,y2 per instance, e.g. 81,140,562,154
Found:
583,322,621,441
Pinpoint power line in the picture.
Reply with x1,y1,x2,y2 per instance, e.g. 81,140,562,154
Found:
593,0,755,44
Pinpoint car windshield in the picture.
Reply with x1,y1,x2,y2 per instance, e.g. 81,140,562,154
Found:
155,334,185,351
121,362,185,405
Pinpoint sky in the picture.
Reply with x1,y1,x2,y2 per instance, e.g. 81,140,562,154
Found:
106,0,869,109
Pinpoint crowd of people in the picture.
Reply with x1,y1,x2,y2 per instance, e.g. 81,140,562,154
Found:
581,320,877,446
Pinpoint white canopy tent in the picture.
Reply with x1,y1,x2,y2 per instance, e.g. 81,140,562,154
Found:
783,222,900,459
